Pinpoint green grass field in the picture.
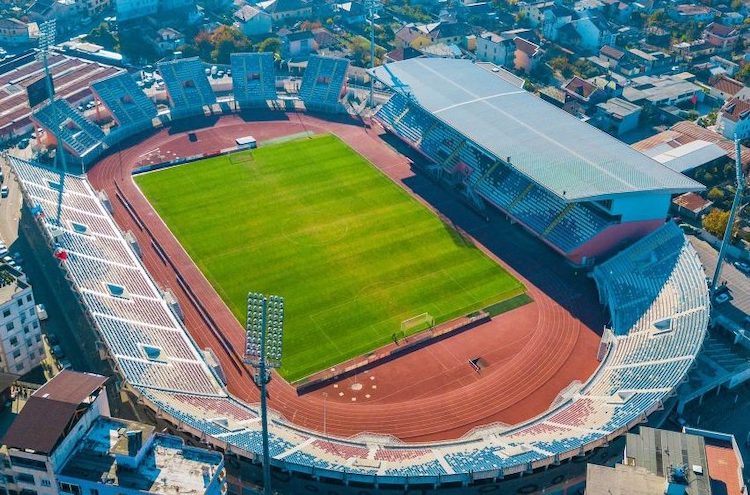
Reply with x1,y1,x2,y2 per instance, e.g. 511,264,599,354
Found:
135,134,525,381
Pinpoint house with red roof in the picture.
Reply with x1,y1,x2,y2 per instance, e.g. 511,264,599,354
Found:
719,96,750,140
703,23,740,52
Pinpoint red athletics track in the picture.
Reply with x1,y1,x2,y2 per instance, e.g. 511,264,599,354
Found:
88,112,603,442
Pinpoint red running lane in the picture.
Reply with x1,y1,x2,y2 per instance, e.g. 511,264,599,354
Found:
88,112,602,442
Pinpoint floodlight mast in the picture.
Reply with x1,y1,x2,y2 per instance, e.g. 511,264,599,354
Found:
365,0,380,108
710,137,744,295
38,20,69,227
245,292,284,495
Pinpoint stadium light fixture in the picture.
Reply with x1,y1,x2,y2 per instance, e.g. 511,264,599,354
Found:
244,291,285,495
36,19,71,227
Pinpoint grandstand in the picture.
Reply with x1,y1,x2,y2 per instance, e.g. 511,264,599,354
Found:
299,55,349,113
31,99,105,167
9,153,709,487
231,52,277,109
370,59,704,266
91,72,157,143
158,58,216,120
0,51,124,143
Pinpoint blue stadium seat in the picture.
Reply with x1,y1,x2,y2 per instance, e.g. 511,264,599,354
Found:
231,52,277,108
299,55,349,112
158,57,217,120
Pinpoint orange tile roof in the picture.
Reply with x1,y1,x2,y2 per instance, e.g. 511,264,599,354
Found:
705,444,744,495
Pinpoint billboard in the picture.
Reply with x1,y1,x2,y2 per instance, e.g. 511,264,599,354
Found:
27,74,54,108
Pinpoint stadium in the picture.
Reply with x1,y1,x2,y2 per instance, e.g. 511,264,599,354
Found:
4,53,711,491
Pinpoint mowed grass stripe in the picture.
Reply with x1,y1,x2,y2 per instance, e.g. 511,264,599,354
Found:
135,134,525,381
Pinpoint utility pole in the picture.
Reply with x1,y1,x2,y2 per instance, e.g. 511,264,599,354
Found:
710,137,744,296
364,0,381,108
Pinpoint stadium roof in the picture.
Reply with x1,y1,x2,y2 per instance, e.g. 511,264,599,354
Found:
370,58,703,201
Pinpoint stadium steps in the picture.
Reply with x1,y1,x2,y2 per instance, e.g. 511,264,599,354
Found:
543,204,575,237
441,140,466,171
394,106,410,125
418,120,438,146
509,183,534,210
469,160,503,191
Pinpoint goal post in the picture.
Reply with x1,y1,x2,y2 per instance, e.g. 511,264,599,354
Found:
400,312,435,335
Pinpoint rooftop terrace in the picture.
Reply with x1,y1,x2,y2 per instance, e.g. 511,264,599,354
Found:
60,417,222,494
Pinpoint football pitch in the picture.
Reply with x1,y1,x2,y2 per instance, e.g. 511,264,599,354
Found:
135,134,526,381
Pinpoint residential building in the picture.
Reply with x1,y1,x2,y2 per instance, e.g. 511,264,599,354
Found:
632,120,750,169
0,371,225,495
513,37,542,73
563,75,606,108
0,265,43,376
593,97,642,135
0,18,32,47
569,14,616,52
673,39,715,62
476,31,515,66
256,0,312,22
115,0,159,21
672,192,713,220
718,96,750,140
585,426,745,495
703,23,740,52
668,4,718,23
599,45,625,69
384,46,423,62
708,75,745,102
626,48,673,74
335,1,365,26
394,23,432,49
155,27,184,56
281,30,315,58
518,0,573,40
622,74,703,107
234,5,272,36
312,27,335,49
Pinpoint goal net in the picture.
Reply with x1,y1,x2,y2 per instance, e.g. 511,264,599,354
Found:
400,313,435,335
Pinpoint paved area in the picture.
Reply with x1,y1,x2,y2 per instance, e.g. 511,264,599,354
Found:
691,235,750,320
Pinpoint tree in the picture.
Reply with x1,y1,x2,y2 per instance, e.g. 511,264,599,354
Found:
86,22,118,51
209,26,251,64
549,56,573,78
702,208,739,238
257,36,281,55
708,187,724,201
737,64,750,84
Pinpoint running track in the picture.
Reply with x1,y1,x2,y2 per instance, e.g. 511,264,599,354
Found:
87,112,603,442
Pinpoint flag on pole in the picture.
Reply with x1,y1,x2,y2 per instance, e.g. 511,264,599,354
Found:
691,94,698,106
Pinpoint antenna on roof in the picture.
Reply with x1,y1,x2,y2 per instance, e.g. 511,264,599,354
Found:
710,136,744,296
37,20,68,228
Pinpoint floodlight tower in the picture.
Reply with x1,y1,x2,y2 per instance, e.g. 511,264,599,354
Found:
710,137,744,296
245,292,285,495
37,20,69,227
364,0,381,108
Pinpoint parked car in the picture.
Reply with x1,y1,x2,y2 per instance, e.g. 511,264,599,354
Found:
12,252,23,265
17,139,28,150
59,359,72,370
714,292,730,304
51,345,65,358
1,186,9,198
36,304,48,321
47,333,59,345
733,261,750,274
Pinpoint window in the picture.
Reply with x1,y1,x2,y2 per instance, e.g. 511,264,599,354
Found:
23,326,29,334
2,309,9,318
12,350,20,359
58,482,81,495
26,295,31,302
16,300,22,307
6,322,13,332
9,337,17,347
28,351,35,360
40,480,51,488
35,334,41,343
9,456,46,471
89,490,98,495
17,472,34,484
